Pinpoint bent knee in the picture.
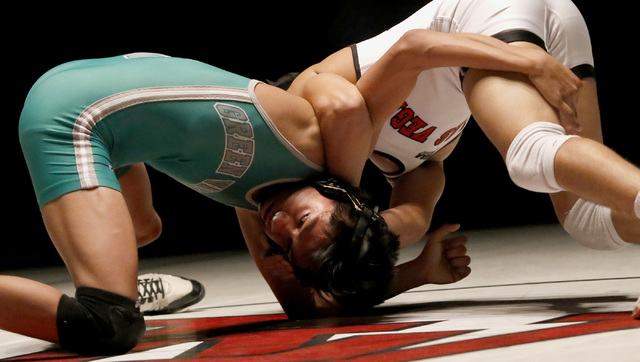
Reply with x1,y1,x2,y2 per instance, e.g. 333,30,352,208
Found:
136,213,162,248
505,122,577,193
57,287,145,356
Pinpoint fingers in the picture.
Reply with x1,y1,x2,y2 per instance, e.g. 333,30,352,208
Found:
559,74,582,131
445,240,468,259
450,251,471,281
445,239,470,273
557,94,582,132
449,254,471,267
445,235,471,281
453,264,472,280
529,56,583,132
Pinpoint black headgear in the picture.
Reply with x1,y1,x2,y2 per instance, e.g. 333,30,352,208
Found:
311,178,382,245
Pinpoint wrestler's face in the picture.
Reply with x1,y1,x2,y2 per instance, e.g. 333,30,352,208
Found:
260,186,335,269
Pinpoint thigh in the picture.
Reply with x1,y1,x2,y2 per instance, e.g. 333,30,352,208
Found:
462,67,561,158
42,187,139,299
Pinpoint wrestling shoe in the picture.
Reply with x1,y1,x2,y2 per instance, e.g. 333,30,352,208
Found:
633,296,640,320
138,273,205,315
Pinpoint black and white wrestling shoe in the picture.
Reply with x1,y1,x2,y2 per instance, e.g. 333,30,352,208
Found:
138,273,205,315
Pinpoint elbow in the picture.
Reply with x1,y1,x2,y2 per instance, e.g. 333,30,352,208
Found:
391,29,450,70
394,29,435,56
313,81,367,123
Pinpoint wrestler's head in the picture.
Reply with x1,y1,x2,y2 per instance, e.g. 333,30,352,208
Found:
258,178,399,308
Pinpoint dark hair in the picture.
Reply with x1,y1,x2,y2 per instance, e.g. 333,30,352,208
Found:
266,72,300,90
294,180,400,309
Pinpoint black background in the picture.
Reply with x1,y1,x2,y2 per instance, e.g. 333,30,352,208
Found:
4,1,633,270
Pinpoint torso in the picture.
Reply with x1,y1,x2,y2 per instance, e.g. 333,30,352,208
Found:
354,0,594,178
19,53,326,209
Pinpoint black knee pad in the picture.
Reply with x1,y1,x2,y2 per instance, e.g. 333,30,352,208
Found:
56,287,146,356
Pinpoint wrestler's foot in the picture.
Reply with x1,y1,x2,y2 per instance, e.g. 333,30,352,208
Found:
632,296,640,320
138,273,205,315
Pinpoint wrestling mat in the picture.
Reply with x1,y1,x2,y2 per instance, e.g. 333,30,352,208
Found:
2,225,639,361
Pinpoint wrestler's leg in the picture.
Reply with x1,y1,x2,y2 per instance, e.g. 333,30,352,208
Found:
44,187,140,296
119,163,205,315
119,163,162,248
0,276,62,342
546,78,601,223
548,79,640,242
0,187,139,343
462,67,640,243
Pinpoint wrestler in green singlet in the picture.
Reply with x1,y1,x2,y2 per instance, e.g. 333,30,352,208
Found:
19,53,324,210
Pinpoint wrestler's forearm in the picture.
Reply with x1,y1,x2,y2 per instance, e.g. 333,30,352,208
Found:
291,30,549,93
382,161,446,248
385,258,429,300
385,223,470,300
394,30,553,76
299,73,373,185
357,29,581,129
292,30,549,85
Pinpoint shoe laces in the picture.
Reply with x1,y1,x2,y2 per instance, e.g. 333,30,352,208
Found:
138,273,169,310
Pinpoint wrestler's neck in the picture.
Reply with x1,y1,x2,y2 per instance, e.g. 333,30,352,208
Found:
254,82,325,167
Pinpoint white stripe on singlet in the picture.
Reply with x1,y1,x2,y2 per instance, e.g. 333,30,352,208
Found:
73,85,253,188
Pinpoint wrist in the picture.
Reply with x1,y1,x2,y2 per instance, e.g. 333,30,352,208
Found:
514,45,549,78
530,52,549,78
398,257,430,288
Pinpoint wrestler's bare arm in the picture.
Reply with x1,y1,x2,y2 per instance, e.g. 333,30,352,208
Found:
385,224,471,301
357,29,581,130
297,73,372,185
291,29,582,129
381,161,446,248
